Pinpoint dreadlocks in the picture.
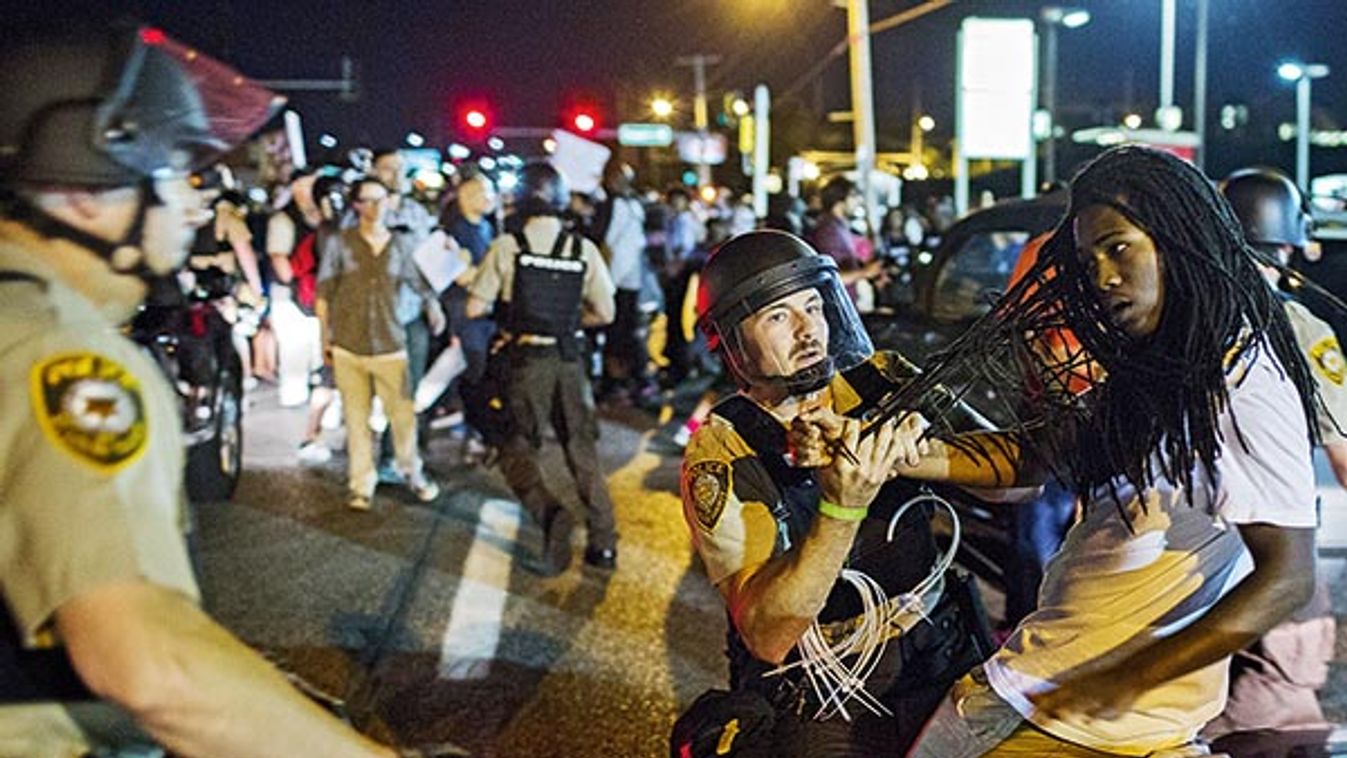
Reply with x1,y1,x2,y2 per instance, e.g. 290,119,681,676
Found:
906,146,1320,517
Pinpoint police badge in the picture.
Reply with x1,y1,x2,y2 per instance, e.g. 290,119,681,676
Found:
30,352,148,472
689,460,730,531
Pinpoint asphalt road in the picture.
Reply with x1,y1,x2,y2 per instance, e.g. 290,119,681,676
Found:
195,381,1347,757
194,385,725,757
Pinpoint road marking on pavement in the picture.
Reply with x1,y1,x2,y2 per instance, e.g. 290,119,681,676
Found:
439,497,521,680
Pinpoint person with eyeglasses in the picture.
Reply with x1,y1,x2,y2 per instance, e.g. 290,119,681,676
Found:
316,177,446,511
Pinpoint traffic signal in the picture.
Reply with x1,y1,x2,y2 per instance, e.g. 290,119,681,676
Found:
571,108,597,136
458,102,492,141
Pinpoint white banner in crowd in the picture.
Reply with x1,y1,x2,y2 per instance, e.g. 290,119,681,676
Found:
415,341,467,413
413,230,468,294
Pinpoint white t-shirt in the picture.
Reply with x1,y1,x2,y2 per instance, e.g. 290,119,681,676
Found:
603,196,647,292
984,349,1318,755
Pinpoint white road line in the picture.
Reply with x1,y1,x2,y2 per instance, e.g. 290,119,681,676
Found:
438,497,521,680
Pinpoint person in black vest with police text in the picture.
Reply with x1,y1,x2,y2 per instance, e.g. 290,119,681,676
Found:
466,162,619,575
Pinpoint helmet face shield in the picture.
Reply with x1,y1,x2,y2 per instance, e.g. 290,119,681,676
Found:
719,268,873,395
0,26,282,188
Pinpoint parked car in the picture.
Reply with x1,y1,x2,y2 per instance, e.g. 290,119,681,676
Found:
863,192,1068,590
129,266,244,503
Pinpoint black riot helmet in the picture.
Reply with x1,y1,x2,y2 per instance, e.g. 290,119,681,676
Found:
697,230,873,396
1219,167,1311,251
0,25,280,188
0,24,281,275
516,161,570,219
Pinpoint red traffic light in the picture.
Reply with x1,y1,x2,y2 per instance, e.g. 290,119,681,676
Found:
573,112,596,134
457,102,492,140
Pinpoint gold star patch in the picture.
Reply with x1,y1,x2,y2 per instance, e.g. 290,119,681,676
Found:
688,460,730,531
1311,336,1346,385
30,352,148,472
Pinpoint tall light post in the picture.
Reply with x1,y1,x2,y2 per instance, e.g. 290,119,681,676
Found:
1039,6,1091,185
1278,61,1330,192
845,0,879,232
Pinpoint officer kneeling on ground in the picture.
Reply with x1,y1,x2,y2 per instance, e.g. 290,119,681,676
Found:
0,26,414,758
673,230,992,757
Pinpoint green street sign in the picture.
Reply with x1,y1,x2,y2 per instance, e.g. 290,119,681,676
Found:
617,122,674,147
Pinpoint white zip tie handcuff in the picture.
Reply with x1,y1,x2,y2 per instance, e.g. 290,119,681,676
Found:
765,491,962,722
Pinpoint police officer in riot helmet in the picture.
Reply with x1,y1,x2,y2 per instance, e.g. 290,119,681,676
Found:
466,160,620,575
1222,168,1313,265
674,230,991,757
0,25,411,758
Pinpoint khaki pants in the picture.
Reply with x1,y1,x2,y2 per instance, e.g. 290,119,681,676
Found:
332,347,421,497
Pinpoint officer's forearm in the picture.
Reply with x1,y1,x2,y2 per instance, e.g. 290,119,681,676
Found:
723,516,862,664
58,583,394,758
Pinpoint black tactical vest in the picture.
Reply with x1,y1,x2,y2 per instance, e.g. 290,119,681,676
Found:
507,230,587,348
713,361,941,691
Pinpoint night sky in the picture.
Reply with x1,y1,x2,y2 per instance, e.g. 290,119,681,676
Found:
13,0,1347,180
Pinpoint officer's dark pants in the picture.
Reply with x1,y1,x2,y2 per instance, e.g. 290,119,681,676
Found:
603,287,651,392
660,266,696,385
497,346,618,551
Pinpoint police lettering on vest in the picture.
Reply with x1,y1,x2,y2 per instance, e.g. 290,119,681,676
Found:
508,230,588,357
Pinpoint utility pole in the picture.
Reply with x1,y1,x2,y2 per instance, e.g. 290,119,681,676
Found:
846,0,878,234
753,84,771,218
675,54,721,187
910,85,924,174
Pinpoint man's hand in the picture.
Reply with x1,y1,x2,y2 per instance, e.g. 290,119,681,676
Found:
811,414,923,510
1028,665,1149,722
425,301,447,336
792,407,928,475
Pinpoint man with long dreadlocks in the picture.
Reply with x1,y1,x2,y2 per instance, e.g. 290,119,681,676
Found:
891,145,1321,757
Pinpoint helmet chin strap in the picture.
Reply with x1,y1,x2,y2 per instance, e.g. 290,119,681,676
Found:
10,177,166,281
758,356,836,398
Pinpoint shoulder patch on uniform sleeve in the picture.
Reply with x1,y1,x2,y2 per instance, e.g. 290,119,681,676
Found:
689,460,730,531
29,352,148,472
1310,336,1346,385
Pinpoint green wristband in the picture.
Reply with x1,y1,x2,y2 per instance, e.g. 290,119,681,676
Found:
817,498,867,522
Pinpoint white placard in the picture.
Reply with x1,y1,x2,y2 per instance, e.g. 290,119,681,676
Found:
549,129,611,195
415,341,467,412
413,230,467,294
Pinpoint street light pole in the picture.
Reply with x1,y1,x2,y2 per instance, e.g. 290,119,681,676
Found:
1297,74,1312,191
1279,61,1329,192
1041,16,1058,185
846,0,878,234
1038,8,1089,186
1193,0,1209,169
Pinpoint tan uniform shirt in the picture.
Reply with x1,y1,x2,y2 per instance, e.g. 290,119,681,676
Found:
1285,298,1347,444
0,227,198,756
